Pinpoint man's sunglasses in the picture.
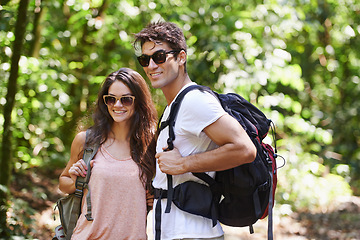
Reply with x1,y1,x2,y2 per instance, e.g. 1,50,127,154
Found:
137,49,180,67
103,95,135,107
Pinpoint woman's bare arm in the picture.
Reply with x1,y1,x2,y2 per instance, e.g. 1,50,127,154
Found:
58,131,87,194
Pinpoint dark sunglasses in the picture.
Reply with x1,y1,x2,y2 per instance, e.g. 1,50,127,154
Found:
137,49,180,67
103,95,135,107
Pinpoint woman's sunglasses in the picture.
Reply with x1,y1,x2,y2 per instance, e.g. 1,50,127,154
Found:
137,49,180,67
103,95,135,107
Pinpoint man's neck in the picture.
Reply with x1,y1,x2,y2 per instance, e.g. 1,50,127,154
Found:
162,74,192,105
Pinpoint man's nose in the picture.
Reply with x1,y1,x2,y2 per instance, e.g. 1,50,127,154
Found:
147,58,158,68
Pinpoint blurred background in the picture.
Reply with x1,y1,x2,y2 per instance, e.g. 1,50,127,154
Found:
0,0,359,239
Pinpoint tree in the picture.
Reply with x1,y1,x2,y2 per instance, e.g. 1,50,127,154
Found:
0,0,29,236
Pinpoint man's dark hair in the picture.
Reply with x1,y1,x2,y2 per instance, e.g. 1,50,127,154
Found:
134,21,187,53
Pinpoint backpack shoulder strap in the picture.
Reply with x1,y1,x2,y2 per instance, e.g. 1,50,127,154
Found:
159,84,209,143
75,129,100,221
75,129,99,188
66,129,99,238
158,85,211,214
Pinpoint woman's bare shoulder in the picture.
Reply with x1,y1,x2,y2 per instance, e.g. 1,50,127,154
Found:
71,130,87,152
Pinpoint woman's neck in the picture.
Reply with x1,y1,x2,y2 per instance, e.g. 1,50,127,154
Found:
110,122,131,142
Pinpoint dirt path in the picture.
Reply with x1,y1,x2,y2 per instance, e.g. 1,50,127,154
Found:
145,198,360,240
9,170,360,239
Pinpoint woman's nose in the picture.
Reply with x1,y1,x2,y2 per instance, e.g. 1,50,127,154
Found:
114,99,123,107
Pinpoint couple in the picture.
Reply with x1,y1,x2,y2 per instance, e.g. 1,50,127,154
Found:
59,21,256,240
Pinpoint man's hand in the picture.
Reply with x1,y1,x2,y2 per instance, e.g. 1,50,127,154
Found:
155,147,187,175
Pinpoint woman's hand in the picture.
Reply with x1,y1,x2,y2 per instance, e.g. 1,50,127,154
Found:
59,131,88,194
146,189,154,212
68,159,87,181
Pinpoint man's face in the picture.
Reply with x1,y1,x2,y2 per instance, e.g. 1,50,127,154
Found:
141,41,180,89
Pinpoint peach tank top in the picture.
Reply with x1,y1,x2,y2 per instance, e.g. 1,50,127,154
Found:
71,145,147,240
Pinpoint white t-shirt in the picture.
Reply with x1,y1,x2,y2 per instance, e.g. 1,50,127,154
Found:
153,83,227,240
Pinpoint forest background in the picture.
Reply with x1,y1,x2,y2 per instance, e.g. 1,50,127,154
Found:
0,0,359,239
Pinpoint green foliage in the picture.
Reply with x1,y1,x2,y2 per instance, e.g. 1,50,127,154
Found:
276,140,352,213
1,0,360,236
6,197,36,237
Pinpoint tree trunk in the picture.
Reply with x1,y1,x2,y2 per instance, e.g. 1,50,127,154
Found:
0,0,30,236
29,0,46,58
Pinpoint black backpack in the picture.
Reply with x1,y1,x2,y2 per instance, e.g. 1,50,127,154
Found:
155,84,280,240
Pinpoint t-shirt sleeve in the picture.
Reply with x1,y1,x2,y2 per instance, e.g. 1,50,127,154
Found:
177,90,227,137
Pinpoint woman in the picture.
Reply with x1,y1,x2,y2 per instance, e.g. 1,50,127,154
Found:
59,68,157,239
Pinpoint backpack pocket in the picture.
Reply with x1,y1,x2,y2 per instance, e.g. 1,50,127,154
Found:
57,193,81,236
172,181,217,220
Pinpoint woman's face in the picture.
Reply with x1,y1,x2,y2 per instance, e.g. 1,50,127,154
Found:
105,80,135,124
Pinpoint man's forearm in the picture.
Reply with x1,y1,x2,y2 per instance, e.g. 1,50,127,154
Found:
182,141,256,173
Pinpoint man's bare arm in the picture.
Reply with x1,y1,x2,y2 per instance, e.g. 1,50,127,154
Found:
156,114,257,175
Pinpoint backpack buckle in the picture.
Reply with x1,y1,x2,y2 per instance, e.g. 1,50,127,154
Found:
74,189,83,198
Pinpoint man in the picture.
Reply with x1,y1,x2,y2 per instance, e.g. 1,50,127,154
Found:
134,21,256,240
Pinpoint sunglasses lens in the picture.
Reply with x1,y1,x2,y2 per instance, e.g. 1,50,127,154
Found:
104,96,116,106
137,50,168,67
153,51,167,64
137,55,150,67
104,95,134,107
120,96,134,106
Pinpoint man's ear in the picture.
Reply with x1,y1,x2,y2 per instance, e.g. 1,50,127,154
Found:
178,50,187,66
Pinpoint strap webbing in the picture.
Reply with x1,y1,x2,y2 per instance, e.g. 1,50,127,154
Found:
66,130,99,239
192,172,216,185
249,225,254,234
154,189,166,240
164,174,173,213
160,85,208,215
84,187,93,221
267,127,275,240
80,146,99,221
155,85,216,238
267,169,274,240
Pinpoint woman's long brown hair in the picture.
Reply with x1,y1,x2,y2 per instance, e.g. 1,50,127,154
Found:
87,67,157,190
